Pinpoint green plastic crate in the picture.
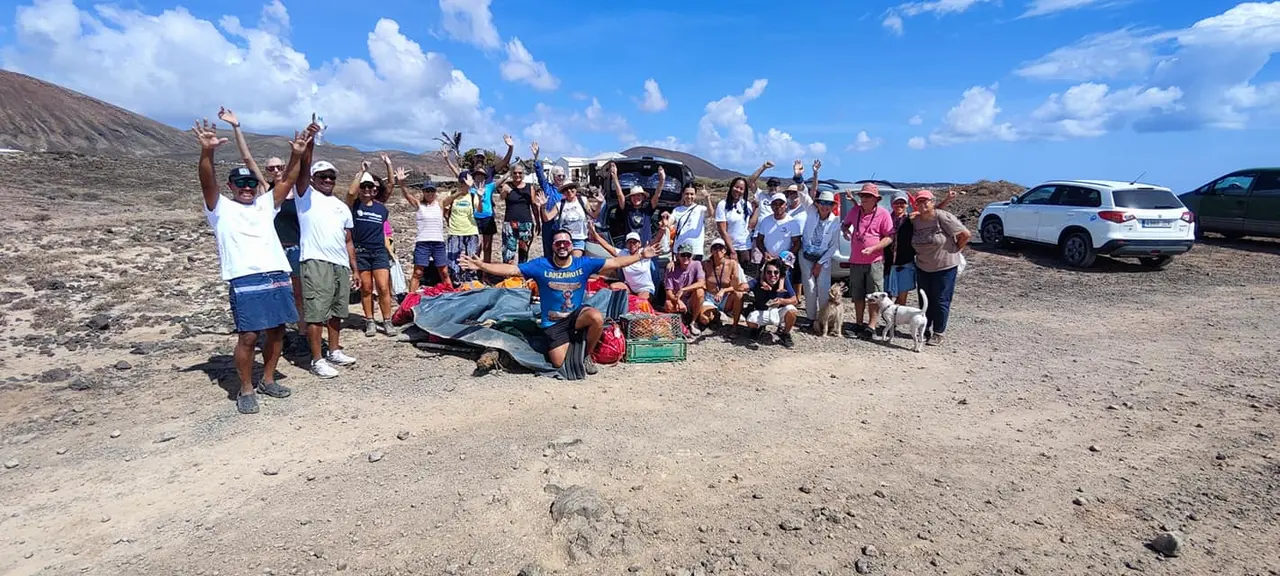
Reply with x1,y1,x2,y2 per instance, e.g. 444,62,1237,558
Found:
625,339,687,363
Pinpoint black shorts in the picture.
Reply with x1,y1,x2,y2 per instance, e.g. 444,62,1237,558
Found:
476,216,498,236
543,307,587,351
356,247,390,271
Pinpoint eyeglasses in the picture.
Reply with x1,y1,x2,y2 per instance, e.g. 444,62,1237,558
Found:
359,183,377,190
231,178,259,189
314,172,337,181
265,165,285,172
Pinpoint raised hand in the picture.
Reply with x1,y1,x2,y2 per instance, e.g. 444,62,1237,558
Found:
305,113,321,136
532,188,547,207
793,160,804,175
640,245,658,259
361,160,371,172
813,159,822,172
530,141,540,158
762,160,775,170
504,134,514,147
657,166,665,179
380,152,392,166
394,167,409,184
290,130,311,154
609,162,618,176
947,188,958,200
192,119,227,151
217,107,240,128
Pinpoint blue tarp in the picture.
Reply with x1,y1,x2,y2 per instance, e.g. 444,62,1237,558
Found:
411,288,625,376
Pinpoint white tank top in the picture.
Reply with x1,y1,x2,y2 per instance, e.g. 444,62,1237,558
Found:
559,198,589,240
415,202,445,243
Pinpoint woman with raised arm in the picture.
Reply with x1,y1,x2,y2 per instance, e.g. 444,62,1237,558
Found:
397,167,451,292
611,162,662,245
346,159,395,337
590,226,657,300
540,181,591,257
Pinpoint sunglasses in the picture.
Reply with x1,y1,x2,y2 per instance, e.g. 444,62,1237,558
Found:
359,182,377,190
265,165,285,172
711,245,726,250
314,172,337,181
915,197,933,203
552,240,572,248
764,269,781,275
817,200,834,207
678,253,693,258
231,178,259,189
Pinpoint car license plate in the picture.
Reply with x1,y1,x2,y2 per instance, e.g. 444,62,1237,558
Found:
1141,219,1173,228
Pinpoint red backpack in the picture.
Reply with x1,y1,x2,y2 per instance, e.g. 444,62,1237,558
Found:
592,321,626,365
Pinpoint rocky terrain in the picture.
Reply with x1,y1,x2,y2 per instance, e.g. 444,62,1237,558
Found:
1,150,1279,576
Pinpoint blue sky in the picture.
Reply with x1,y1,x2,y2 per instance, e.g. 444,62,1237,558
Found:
1,0,1278,190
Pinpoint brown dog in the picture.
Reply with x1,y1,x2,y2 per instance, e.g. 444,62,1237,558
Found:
813,283,846,337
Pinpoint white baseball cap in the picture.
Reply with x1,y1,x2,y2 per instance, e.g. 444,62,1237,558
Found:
628,185,646,196
625,232,642,242
769,193,787,205
310,160,336,176
359,172,376,184
710,238,726,248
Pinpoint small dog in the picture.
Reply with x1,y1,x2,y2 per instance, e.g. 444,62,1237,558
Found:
866,290,929,352
813,284,846,337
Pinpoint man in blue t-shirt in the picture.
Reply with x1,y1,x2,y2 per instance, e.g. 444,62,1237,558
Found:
459,229,655,372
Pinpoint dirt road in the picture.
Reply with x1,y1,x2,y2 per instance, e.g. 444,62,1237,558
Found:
1,153,1278,575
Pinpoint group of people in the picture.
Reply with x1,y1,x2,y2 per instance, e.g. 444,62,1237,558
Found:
196,112,971,415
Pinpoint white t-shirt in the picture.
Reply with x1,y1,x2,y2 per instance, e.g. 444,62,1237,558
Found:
415,202,445,243
559,198,589,240
204,192,291,281
715,198,753,251
789,202,810,237
670,204,708,256
618,249,655,294
756,214,801,259
296,187,354,268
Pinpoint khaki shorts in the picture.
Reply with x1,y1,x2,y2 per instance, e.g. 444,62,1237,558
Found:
847,263,884,300
301,259,351,323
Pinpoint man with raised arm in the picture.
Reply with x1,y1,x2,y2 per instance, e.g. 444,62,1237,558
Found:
217,107,303,321
458,229,655,373
294,115,362,379
194,118,310,414
530,141,568,257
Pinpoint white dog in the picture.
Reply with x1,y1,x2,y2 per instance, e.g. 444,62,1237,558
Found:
866,290,929,352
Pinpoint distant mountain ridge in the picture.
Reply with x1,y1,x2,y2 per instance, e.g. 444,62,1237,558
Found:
620,146,745,180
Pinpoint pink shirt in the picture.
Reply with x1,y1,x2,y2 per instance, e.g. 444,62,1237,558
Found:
843,204,894,265
383,220,393,237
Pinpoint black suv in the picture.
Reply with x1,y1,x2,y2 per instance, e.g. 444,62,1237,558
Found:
592,155,695,245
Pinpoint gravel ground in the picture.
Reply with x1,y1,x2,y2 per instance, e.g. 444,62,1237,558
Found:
1,153,1279,576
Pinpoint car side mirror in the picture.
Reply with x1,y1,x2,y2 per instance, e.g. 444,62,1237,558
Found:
1009,195,1019,204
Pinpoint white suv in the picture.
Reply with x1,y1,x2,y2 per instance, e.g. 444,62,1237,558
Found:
977,179,1195,269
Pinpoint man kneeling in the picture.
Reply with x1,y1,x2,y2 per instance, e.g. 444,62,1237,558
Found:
459,229,655,372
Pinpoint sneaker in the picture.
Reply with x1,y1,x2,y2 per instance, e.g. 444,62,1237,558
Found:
381,320,397,336
688,323,704,337
237,393,260,414
255,381,292,398
748,326,764,341
779,331,795,349
927,332,944,346
310,358,339,379
364,320,376,337
327,349,357,366
584,356,599,375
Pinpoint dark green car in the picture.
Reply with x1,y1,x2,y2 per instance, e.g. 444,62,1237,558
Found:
1179,169,1280,239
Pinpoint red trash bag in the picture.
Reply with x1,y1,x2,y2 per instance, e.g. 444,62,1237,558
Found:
592,321,626,365
391,292,422,326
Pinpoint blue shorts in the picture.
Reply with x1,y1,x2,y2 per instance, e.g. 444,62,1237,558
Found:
886,262,917,296
228,271,298,333
356,246,390,271
702,293,729,312
413,241,446,267
284,245,301,276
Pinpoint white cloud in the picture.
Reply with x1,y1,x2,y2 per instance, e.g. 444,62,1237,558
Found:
694,79,826,169
499,37,558,91
1029,82,1183,138
1021,0,1109,18
522,98,631,158
438,0,499,49
1016,3,1280,131
882,12,904,35
638,78,667,112
907,136,927,150
523,120,582,158
909,114,923,125
0,0,504,151
885,0,995,34
846,130,883,152
259,0,289,35
927,85,1020,146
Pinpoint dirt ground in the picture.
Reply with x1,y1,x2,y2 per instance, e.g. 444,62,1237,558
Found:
2,152,1279,576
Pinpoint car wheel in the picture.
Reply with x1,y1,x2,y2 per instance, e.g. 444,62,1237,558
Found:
1059,231,1097,268
980,217,1008,247
1139,256,1172,269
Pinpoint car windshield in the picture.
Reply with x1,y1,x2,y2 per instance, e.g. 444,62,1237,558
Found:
1112,189,1184,210
611,162,684,197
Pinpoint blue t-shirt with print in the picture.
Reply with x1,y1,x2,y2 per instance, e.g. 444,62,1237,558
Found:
473,182,497,219
518,256,606,328
351,201,389,250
